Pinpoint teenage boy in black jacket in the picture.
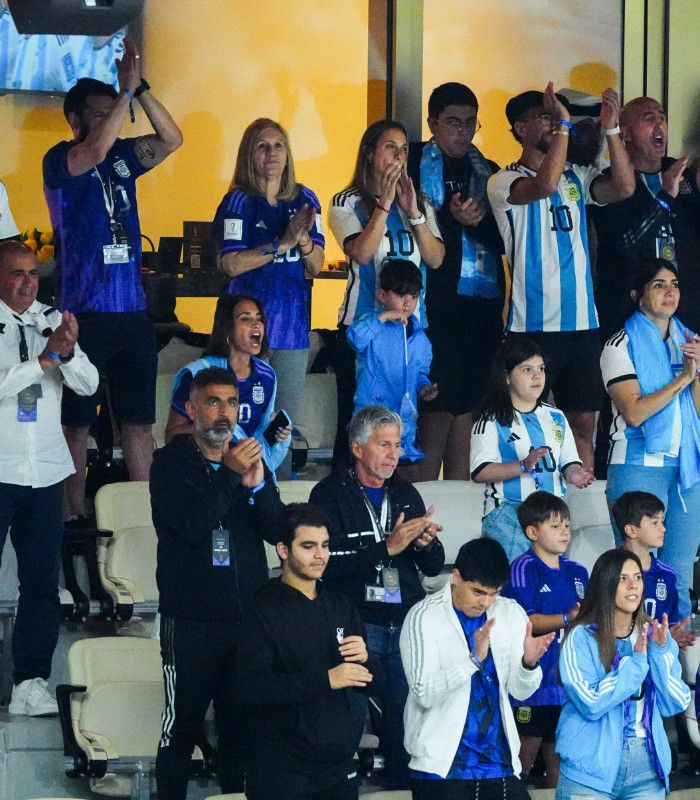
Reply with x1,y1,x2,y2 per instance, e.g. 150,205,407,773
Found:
150,366,284,800
236,502,379,800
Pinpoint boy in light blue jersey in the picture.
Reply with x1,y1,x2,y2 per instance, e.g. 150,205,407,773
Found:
348,259,436,463
502,491,588,789
613,490,695,650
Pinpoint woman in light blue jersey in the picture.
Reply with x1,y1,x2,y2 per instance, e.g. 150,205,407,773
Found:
470,337,595,561
601,258,700,618
556,549,689,799
328,119,444,464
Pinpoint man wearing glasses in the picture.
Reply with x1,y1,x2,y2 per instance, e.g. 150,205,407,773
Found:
407,82,505,483
487,83,635,471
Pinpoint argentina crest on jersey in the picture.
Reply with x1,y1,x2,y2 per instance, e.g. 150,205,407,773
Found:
252,383,265,404
551,420,564,444
114,159,131,179
575,578,585,599
656,580,667,601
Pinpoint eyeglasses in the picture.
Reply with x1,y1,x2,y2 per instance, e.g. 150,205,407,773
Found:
530,112,553,126
437,117,482,134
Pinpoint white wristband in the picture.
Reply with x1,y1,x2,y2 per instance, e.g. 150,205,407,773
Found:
603,125,621,136
408,213,427,227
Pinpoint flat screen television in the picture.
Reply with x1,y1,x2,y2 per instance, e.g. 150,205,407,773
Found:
0,5,129,94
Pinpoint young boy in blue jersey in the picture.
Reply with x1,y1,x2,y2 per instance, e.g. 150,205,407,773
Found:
347,258,437,463
501,491,588,788
614,490,695,650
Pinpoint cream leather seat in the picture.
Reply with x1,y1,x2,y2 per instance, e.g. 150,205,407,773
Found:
94,481,159,624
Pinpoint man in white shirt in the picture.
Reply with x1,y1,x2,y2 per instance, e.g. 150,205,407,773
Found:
0,240,98,715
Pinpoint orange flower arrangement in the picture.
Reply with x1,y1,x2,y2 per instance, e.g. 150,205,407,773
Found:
21,228,55,263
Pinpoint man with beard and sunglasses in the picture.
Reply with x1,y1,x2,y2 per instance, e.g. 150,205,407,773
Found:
487,82,635,472
150,366,284,800
42,36,182,528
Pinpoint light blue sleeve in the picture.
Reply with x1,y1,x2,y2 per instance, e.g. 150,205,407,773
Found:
559,626,649,720
647,637,691,716
249,375,290,475
347,313,383,353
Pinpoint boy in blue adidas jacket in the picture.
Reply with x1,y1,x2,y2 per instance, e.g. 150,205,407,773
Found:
348,258,436,463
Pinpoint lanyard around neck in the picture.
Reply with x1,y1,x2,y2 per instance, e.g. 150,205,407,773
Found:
93,163,115,220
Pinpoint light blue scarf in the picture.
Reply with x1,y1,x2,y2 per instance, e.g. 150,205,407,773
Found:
419,139,500,299
625,310,700,490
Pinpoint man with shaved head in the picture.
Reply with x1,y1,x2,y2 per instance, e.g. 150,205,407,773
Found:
590,96,700,339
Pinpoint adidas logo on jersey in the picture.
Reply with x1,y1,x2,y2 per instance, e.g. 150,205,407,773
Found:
255,220,268,229
507,432,521,443
540,584,552,592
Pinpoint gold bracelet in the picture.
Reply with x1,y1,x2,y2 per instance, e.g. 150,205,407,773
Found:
552,130,570,137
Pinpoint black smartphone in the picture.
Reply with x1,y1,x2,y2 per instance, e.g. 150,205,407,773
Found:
263,409,291,446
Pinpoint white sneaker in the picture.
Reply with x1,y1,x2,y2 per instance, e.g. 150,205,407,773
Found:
8,678,58,716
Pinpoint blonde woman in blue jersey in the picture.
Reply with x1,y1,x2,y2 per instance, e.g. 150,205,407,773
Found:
557,549,689,799
601,258,700,619
470,337,595,561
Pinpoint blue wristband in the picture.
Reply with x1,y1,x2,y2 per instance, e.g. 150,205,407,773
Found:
44,348,61,361
469,653,483,670
656,195,671,212
557,119,574,129
123,88,135,100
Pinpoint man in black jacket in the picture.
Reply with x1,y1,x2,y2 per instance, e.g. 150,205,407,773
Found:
309,405,445,788
150,366,284,800
406,81,505,482
237,502,378,800
591,95,700,339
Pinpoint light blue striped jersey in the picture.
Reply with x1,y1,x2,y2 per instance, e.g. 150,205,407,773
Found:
328,189,441,326
600,330,681,467
487,162,601,333
470,403,581,516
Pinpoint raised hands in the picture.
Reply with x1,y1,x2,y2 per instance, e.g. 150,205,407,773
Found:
523,620,555,667
385,505,442,556
449,193,487,227
661,156,689,198
599,88,621,131
544,81,569,123
280,204,316,253
116,36,141,94
395,171,420,218
669,616,696,649
222,437,264,486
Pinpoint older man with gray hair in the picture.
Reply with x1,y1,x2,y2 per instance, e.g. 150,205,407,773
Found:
310,405,444,789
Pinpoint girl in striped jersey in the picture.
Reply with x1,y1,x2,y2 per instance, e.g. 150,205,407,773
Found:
601,258,700,619
556,549,690,799
470,337,594,561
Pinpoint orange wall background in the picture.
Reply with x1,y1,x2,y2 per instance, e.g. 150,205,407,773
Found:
0,0,370,264
421,0,622,168
0,0,625,331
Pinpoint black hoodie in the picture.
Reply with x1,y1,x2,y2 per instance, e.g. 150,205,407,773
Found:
235,577,381,765
150,434,284,621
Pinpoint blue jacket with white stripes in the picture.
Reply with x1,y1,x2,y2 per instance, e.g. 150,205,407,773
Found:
557,624,690,793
